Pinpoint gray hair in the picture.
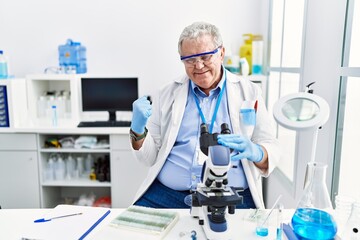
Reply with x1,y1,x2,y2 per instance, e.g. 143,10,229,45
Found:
178,22,223,55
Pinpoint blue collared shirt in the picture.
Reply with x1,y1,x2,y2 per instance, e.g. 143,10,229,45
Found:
157,69,248,191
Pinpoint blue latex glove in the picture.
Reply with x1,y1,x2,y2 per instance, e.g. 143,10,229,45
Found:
217,134,264,162
131,96,152,134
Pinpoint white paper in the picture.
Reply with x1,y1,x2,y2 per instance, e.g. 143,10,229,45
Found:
21,204,110,240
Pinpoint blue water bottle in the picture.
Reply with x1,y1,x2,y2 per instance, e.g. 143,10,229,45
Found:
0,50,8,79
58,39,87,74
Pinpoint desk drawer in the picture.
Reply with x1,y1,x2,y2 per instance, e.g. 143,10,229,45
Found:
110,134,130,150
0,133,37,150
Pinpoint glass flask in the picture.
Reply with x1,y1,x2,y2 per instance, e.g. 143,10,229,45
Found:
291,162,337,239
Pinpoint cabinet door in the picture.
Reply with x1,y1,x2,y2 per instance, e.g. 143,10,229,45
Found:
0,151,40,208
111,150,148,208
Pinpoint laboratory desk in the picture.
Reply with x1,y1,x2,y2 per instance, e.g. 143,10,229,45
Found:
0,208,293,240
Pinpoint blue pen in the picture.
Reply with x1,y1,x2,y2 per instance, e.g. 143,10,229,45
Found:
34,212,83,223
79,209,111,240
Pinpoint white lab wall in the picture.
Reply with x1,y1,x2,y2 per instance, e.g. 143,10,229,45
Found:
0,0,264,97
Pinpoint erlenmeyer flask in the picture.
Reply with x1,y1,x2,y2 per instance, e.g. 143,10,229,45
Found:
291,162,337,239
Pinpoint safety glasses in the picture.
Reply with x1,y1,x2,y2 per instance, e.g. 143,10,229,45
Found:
180,47,221,66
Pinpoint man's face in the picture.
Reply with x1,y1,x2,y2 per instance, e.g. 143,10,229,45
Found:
180,35,225,94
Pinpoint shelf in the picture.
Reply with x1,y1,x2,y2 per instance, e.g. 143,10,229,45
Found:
40,148,110,153
26,74,81,127
42,179,111,187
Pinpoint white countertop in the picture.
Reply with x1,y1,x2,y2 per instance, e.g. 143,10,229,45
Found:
0,208,292,240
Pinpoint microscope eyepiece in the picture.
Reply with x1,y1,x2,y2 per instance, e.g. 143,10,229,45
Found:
200,123,209,135
220,123,231,134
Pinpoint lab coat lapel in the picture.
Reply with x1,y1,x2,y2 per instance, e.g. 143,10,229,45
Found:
227,75,243,135
165,81,189,154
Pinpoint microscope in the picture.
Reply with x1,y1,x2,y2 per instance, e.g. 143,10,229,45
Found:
191,123,244,240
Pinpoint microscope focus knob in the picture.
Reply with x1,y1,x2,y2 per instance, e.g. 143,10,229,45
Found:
205,178,213,187
228,205,235,214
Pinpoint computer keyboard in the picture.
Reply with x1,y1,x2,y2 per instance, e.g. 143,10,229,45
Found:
77,121,131,128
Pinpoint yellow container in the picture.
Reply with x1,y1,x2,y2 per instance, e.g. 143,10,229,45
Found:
239,34,253,74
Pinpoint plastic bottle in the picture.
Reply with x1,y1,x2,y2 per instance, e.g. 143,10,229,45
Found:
0,50,8,79
66,154,76,179
45,156,55,181
55,155,65,180
51,105,57,127
76,156,84,178
58,39,87,74
37,95,47,118
239,34,253,74
55,95,66,119
85,154,94,175
239,57,249,76
252,35,264,75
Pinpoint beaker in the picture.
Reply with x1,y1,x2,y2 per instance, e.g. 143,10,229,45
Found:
291,162,337,239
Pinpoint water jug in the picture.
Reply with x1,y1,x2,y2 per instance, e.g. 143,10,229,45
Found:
291,162,337,239
58,39,87,73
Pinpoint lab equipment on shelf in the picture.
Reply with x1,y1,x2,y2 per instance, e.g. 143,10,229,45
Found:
252,35,264,74
239,57,249,76
37,90,71,120
223,54,240,74
51,105,57,127
0,50,8,79
239,34,253,74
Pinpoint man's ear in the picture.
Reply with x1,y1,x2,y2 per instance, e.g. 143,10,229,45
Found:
220,46,226,60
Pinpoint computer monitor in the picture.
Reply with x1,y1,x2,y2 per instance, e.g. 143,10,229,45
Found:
80,77,138,122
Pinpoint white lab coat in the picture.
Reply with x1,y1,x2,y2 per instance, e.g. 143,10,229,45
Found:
130,70,280,208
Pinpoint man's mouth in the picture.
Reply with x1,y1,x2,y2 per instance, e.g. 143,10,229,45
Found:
194,70,209,75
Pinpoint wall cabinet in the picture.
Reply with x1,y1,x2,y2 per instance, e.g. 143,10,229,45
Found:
0,133,40,208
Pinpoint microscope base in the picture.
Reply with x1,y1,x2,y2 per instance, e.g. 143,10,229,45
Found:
191,186,243,240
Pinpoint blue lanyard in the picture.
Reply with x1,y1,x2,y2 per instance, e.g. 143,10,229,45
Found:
191,77,227,134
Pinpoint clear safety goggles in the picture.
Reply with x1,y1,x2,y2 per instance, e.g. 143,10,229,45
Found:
180,47,221,66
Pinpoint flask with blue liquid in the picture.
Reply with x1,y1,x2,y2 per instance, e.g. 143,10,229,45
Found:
58,39,87,74
291,162,337,239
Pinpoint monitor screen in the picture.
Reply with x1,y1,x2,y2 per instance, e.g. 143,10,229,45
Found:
81,77,138,121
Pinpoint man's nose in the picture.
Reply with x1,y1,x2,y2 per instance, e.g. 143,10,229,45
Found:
194,59,205,69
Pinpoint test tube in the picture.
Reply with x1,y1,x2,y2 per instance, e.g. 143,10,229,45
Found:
255,195,282,237
276,203,284,240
